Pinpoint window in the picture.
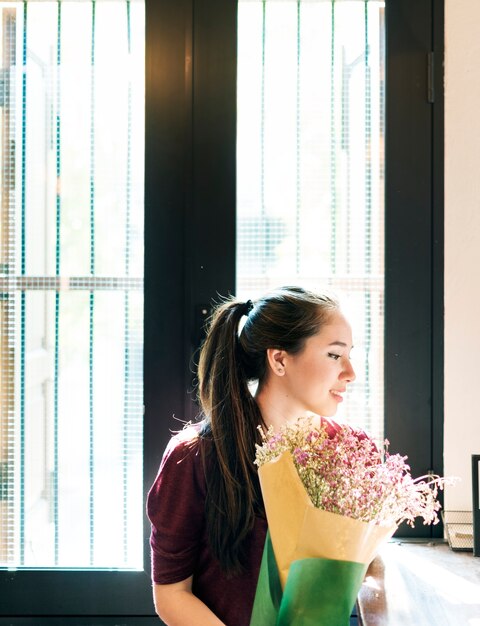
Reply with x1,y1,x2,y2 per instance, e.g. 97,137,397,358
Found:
237,0,386,444
0,0,145,571
0,1,156,621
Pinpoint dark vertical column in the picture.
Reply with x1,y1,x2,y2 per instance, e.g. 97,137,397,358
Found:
183,0,237,422
384,0,437,538
143,0,191,559
473,455,480,556
430,0,445,539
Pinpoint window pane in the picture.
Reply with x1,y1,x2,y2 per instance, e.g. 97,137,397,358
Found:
0,0,144,569
237,0,385,443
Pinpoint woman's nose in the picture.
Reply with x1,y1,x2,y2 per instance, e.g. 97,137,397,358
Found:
341,359,356,383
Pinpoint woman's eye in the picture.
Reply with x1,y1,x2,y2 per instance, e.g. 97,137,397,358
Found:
328,353,341,361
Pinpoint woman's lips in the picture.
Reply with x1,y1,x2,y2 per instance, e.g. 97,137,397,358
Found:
330,389,345,402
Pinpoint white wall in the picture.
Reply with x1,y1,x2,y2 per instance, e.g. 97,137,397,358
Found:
444,0,480,509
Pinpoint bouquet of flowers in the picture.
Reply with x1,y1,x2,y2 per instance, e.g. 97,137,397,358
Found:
250,417,447,626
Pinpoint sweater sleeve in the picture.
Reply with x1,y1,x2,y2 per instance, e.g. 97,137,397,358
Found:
147,431,206,584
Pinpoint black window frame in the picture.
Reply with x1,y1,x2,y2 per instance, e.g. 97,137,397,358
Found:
385,0,444,538
0,0,444,622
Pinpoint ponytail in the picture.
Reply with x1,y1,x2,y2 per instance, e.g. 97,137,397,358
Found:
197,299,264,576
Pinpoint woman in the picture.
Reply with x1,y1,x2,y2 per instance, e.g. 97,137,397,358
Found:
147,286,356,625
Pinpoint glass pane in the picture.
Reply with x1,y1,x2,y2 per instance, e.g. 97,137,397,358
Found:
0,0,144,569
237,0,385,444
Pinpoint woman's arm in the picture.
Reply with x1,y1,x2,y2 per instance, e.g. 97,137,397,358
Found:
153,576,226,626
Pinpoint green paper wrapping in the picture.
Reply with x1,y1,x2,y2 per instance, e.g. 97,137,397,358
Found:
250,533,281,625
277,557,368,626
250,533,368,626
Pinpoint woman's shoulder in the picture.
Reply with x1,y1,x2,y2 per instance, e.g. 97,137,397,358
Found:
164,422,201,452
149,422,212,507
161,422,204,463
157,421,214,480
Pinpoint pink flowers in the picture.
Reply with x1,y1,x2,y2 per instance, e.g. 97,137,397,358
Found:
255,418,449,528
293,448,309,466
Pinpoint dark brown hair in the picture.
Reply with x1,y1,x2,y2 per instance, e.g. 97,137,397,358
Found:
197,286,338,575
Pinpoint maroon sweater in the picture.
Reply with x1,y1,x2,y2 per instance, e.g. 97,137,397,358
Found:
147,418,366,625
147,428,268,626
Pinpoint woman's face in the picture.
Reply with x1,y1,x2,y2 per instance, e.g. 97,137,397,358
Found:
278,310,356,418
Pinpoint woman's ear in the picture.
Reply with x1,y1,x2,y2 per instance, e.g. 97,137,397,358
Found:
266,348,287,377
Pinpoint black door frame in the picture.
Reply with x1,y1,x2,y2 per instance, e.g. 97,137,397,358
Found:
384,0,444,538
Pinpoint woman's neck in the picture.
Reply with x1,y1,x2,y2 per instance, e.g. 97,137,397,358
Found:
255,381,319,432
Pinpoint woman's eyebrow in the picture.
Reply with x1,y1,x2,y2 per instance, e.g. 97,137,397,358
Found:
328,341,348,347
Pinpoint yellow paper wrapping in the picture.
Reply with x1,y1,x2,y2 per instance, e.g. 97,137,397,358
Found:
258,451,396,588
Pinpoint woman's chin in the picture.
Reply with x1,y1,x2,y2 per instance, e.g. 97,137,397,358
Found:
318,406,338,418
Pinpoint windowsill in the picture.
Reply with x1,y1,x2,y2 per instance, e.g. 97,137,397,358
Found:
357,539,480,625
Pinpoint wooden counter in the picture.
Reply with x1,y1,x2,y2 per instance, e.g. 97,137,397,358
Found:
357,540,480,625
